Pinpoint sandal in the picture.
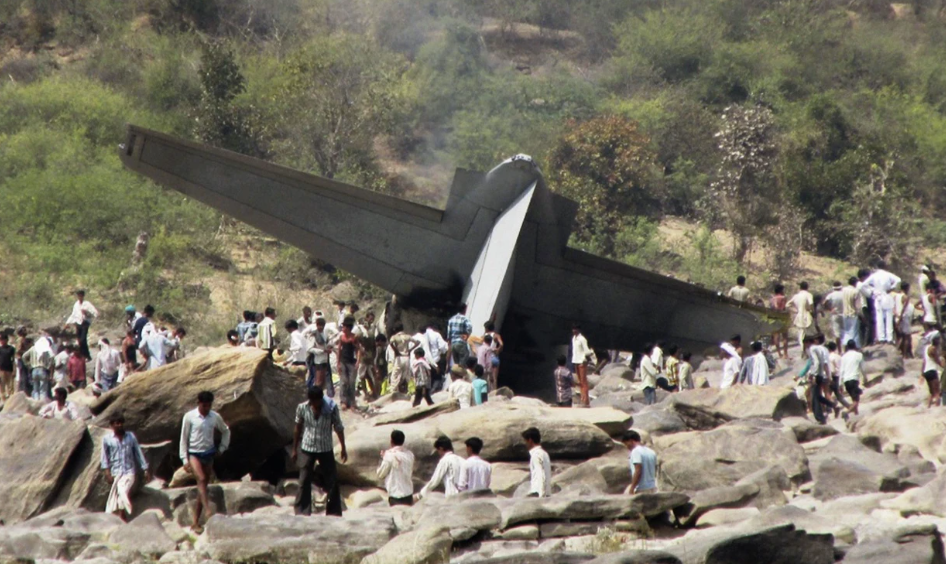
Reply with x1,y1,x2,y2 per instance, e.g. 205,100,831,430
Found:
191,524,204,535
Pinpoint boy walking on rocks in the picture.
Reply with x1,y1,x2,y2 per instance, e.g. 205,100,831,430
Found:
180,391,231,533
522,427,551,498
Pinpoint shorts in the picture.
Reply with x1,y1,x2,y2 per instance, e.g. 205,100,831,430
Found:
490,357,500,368
923,370,940,383
189,448,216,466
844,380,862,401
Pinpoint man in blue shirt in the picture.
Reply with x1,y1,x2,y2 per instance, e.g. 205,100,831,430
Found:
100,414,150,521
622,430,657,494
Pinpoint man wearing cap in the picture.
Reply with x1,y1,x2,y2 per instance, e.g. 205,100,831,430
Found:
65,290,98,361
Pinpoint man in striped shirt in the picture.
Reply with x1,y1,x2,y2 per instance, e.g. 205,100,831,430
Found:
292,387,347,516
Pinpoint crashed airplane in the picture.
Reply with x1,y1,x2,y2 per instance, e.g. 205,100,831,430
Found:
120,125,784,397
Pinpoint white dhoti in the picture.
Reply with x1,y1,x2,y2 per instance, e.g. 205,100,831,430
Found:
841,316,860,348
875,297,895,343
390,357,410,392
106,473,136,514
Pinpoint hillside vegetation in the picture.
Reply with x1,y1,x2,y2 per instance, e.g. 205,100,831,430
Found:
2,0,946,341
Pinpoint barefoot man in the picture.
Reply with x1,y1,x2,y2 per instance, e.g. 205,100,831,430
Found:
179,391,230,533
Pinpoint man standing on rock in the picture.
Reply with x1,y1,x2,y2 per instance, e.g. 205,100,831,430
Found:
257,307,277,359
180,391,231,533
840,340,865,415
378,429,415,506
94,339,123,392
808,335,839,424
101,413,150,521
841,277,862,348
789,282,815,355
622,430,657,494
292,387,347,517
640,344,659,404
417,436,464,500
304,317,334,396
823,282,846,350
571,324,592,407
458,437,491,493
737,341,769,386
0,333,16,402
522,427,551,498
336,317,362,410
65,289,98,360
727,275,750,302
447,304,474,369
864,262,902,345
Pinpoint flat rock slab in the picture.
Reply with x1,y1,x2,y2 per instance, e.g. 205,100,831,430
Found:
362,526,452,564
201,511,397,563
666,524,834,564
668,386,807,431
497,493,689,530
0,415,87,524
92,347,305,479
370,399,459,426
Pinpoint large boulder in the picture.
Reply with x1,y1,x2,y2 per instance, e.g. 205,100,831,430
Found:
0,415,87,524
807,435,912,501
854,405,946,466
497,493,689,530
880,471,946,517
0,391,44,416
590,392,645,414
200,511,397,563
665,524,834,564
340,403,618,487
107,512,177,558
631,409,687,436
361,526,452,564
91,347,306,479
667,386,807,430
655,420,809,492
779,417,838,443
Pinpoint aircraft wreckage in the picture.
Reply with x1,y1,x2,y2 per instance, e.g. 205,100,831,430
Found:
120,125,784,397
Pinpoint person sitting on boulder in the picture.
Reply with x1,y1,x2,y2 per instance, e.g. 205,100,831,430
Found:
622,430,657,494
378,429,414,506
101,413,150,521
522,427,551,498
180,391,231,533
39,387,80,420
447,364,474,409
417,435,463,500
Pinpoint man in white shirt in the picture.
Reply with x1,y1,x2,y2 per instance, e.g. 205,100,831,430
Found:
139,329,175,371
283,320,308,368
789,282,814,353
639,345,658,405
864,263,902,344
571,324,592,407
727,275,750,303
458,437,491,492
808,334,838,424
39,387,81,420
737,341,769,386
303,317,334,396
65,289,98,361
839,340,864,415
179,391,231,534
93,339,123,391
447,365,474,409
53,343,70,390
377,430,415,506
622,430,657,494
522,427,551,497
414,324,449,392
841,277,862,348
720,341,742,389
823,282,845,350
417,436,464,500
257,307,277,358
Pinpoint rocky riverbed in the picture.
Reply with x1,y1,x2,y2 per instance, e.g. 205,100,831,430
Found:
1,345,944,564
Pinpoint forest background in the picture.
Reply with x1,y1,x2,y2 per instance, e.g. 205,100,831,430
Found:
2,0,946,344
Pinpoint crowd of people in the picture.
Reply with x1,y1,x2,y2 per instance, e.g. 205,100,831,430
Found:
0,291,186,404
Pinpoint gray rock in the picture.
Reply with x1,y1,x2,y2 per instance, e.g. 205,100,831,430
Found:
631,409,687,436
655,422,809,492
678,484,760,527
600,364,635,381
551,463,609,495
694,507,760,528
808,435,911,500
492,525,539,540
158,551,227,564
490,463,530,496
590,393,645,414
221,481,277,514
881,471,946,517
667,387,807,431
370,399,459,426
0,525,92,560
0,415,88,523
202,511,397,563
411,498,503,532
107,512,177,557
588,551,682,564
841,524,944,563
498,493,689,530
733,466,790,509
362,526,452,564
780,417,839,443
666,524,834,564
744,505,855,544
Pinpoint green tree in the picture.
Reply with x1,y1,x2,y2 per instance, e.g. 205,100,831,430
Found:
549,115,659,257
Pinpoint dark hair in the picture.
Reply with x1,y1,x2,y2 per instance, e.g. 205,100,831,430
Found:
826,341,837,351
474,365,485,377
458,303,468,313
845,340,858,351
556,355,567,366
108,413,125,424
483,334,493,345
391,430,405,446
521,427,541,444
285,320,299,331
265,307,276,317
414,347,425,357
465,437,484,454
849,276,859,286
681,350,692,361
434,435,453,451
814,333,826,344
227,330,239,342
667,344,679,356
303,306,312,314
857,268,870,279
316,317,326,326
342,316,355,328
800,281,809,290
197,391,214,404
774,283,785,294
729,334,741,344
751,341,763,353
308,387,324,402
622,430,641,443
176,328,187,337
803,335,815,345
144,304,155,315
0,333,6,341
902,282,911,291
54,387,68,400
736,275,746,285
465,356,477,369
484,321,495,331
243,310,253,321
375,334,387,343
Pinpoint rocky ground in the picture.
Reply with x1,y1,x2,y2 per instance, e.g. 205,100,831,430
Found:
1,343,944,564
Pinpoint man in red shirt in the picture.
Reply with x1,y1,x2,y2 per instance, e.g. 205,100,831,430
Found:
68,346,87,389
